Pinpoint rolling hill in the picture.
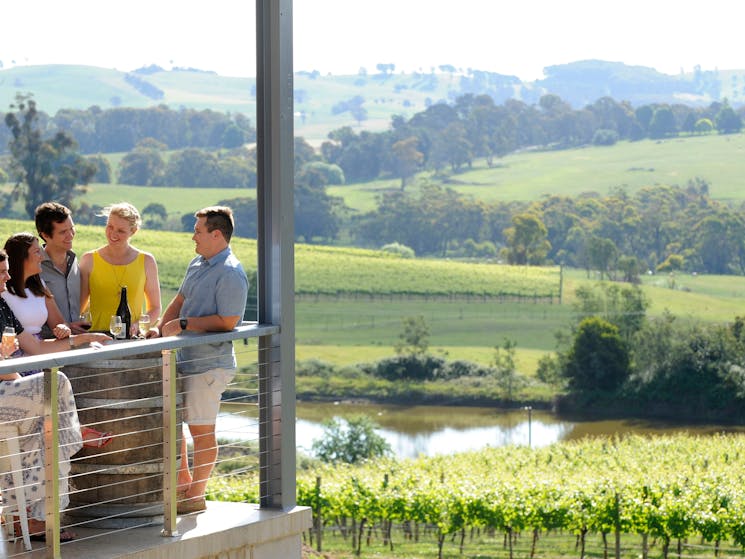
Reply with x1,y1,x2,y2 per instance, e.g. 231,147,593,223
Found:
0,60,742,145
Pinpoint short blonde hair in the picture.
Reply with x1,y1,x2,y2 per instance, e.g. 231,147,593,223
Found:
100,202,142,232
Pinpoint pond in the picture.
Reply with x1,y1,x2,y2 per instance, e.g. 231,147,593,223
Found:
217,401,745,459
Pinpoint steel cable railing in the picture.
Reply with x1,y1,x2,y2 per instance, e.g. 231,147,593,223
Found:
0,322,278,556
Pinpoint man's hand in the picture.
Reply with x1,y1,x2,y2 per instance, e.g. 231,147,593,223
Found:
159,319,183,337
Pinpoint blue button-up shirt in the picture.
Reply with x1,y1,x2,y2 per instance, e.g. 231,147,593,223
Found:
176,246,248,374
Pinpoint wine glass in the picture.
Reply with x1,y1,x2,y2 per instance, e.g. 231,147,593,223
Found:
109,316,123,339
138,314,150,338
1,327,16,358
79,310,92,331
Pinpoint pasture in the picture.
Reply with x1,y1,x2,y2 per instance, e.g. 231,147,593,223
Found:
328,133,745,212
0,218,738,373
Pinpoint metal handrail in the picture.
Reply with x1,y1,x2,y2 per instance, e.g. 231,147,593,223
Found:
0,322,279,375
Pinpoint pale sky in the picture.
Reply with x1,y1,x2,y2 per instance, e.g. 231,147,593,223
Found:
1,0,741,81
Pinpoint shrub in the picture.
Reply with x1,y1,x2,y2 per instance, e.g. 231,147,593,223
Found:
592,129,619,146
296,358,338,378
360,354,446,381
563,316,629,392
440,359,493,379
381,242,415,258
311,415,391,464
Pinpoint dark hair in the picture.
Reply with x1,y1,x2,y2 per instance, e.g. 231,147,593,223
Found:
35,202,72,240
3,233,50,298
195,206,234,242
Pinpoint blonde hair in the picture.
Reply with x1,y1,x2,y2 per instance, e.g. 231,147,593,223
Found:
100,202,141,232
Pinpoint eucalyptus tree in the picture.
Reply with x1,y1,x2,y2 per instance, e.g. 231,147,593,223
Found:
4,94,95,217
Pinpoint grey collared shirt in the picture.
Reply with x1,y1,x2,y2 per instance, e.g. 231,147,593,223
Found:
176,246,249,374
39,247,81,323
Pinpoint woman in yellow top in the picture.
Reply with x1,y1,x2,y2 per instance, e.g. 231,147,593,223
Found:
79,203,162,335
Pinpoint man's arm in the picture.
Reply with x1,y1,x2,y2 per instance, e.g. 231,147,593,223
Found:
147,294,184,338
165,313,241,336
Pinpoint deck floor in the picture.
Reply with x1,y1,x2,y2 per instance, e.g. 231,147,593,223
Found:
1,501,309,559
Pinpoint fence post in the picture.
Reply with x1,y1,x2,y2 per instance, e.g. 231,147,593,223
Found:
43,367,61,558
161,350,179,537
315,475,322,552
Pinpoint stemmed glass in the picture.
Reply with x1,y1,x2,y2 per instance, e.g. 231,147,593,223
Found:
109,316,123,339
79,310,92,331
138,314,150,338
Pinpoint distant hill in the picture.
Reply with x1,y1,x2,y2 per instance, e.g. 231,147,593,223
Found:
0,61,741,143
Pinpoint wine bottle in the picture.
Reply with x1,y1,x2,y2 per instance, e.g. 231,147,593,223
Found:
116,286,132,339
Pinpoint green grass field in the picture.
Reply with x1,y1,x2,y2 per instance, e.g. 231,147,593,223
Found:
0,217,742,374
329,133,745,212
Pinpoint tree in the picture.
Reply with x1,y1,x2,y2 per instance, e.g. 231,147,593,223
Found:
648,106,677,139
563,317,630,392
118,148,165,185
715,104,742,134
87,154,112,183
5,95,96,217
142,203,168,229
573,283,649,344
395,315,430,356
389,136,423,190
585,236,618,279
161,148,219,187
293,182,342,242
311,415,391,464
502,213,551,265
694,118,714,134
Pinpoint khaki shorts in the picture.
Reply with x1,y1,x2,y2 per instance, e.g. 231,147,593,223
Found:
182,367,236,425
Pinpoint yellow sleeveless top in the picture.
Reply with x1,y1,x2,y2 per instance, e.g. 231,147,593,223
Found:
89,251,147,331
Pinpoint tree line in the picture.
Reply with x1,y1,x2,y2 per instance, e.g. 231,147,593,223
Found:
3,91,745,263
0,98,255,155
320,93,743,186
351,178,745,276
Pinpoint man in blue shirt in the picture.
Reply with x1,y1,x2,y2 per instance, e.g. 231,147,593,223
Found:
150,206,248,515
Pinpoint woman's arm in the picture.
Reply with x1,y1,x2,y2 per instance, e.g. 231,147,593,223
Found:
78,252,93,314
142,253,162,322
19,330,111,354
44,295,71,339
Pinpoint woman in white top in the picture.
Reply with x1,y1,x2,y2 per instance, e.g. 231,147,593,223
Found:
2,233,71,342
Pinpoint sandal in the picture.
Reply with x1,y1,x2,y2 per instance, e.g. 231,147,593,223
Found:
29,530,76,542
177,496,207,515
15,518,76,542
81,426,113,448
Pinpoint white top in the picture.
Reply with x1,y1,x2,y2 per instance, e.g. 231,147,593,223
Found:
1,287,48,336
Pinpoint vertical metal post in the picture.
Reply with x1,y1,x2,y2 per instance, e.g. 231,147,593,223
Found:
161,350,179,536
256,0,295,509
43,367,61,558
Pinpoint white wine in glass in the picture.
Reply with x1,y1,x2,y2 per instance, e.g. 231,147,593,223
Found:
138,314,150,337
2,327,16,357
109,316,123,339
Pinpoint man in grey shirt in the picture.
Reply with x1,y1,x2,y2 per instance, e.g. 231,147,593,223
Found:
35,202,87,334
150,206,248,515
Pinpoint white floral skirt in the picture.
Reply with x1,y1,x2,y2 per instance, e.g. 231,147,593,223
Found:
0,372,83,520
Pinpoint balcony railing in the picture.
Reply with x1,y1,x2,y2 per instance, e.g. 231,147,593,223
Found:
0,322,280,558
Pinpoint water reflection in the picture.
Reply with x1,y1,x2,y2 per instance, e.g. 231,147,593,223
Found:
218,401,745,460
